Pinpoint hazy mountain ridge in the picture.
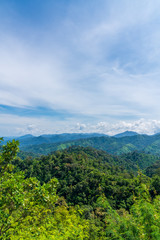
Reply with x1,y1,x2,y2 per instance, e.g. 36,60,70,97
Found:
7,131,160,156
114,131,139,138
3,133,106,146
3,131,160,156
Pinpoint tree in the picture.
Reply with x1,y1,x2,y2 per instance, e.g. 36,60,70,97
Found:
0,139,58,239
0,139,90,239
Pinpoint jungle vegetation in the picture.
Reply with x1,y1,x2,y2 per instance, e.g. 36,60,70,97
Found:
1,138,160,239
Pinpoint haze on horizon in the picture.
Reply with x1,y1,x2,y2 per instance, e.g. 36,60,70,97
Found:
1,0,160,136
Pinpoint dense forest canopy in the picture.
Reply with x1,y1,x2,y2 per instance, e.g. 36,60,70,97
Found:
1,138,160,239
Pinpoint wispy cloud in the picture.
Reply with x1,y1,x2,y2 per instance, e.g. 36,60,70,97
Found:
73,119,160,136
1,0,160,135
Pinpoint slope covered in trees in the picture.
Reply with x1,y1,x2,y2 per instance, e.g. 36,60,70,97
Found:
18,133,160,156
3,133,106,146
1,138,160,239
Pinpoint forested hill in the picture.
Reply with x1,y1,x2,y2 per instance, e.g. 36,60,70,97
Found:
12,146,159,208
3,133,106,146
145,160,160,177
1,139,160,239
18,132,160,155
15,145,160,176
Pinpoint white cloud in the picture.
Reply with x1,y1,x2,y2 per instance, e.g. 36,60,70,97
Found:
0,114,73,136
1,0,160,135
73,119,160,136
0,113,160,136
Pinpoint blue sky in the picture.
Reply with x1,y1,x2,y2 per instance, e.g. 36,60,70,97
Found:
1,0,160,136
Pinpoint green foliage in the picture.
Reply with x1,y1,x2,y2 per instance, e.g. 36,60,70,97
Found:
104,184,160,239
1,139,160,239
120,151,159,170
145,160,160,177
0,140,91,239
0,140,58,239
13,147,139,209
10,205,90,240
0,139,19,175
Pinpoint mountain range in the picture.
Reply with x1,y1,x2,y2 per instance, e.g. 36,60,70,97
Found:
3,133,106,146
3,131,160,156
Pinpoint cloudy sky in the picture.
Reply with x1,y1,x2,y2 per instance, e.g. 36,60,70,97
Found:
1,0,160,136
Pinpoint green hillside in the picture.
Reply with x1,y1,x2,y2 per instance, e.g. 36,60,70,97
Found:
1,139,160,239
19,133,160,156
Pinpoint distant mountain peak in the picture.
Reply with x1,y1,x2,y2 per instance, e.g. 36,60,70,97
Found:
114,131,138,138
18,134,34,139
